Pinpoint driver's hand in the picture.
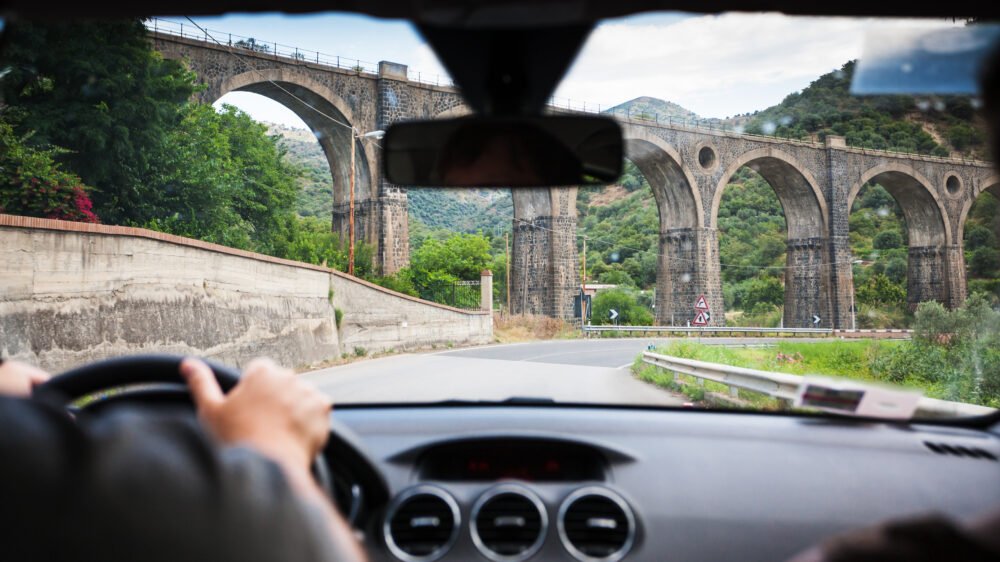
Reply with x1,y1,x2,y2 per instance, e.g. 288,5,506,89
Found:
0,359,50,397
179,357,331,472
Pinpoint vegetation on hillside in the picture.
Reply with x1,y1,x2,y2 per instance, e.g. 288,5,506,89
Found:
638,295,1000,409
744,61,987,159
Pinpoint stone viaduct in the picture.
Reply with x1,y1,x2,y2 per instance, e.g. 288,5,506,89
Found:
151,31,998,329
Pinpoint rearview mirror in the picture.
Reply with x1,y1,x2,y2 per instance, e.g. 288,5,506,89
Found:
383,116,623,187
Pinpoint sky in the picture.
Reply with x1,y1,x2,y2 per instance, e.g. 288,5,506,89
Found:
174,11,962,129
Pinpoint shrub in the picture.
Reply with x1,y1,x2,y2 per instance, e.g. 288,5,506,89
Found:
591,288,654,326
873,230,902,250
334,308,344,329
0,118,99,223
353,347,367,357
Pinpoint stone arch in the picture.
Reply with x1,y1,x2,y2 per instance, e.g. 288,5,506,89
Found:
712,148,828,237
622,127,703,229
711,148,831,328
620,126,706,325
217,69,374,206
847,163,950,246
849,163,954,309
957,175,1000,241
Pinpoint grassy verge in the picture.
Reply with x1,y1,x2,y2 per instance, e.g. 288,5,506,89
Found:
632,339,965,405
631,355,785,410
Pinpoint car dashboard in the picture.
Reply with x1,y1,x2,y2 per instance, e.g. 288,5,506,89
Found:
325,405,1000,562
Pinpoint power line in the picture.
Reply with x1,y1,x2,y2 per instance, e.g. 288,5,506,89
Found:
511,216,860,273
182,16,380,148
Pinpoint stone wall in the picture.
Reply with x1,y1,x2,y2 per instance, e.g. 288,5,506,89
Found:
0,216,491,373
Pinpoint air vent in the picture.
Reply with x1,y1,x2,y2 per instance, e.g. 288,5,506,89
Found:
558,487,636,562
924,441,998,461
471,484,548,561
384,486,460,562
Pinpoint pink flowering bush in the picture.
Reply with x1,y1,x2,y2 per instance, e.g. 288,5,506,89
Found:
0,119,99,223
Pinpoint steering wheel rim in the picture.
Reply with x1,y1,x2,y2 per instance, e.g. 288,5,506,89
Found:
34,354,335,500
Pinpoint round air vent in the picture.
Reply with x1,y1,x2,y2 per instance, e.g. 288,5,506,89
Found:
558,487,636,562
471,484,548,561
384,485,460,562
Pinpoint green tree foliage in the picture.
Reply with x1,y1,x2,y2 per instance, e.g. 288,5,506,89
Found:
744,61,986,158
0,112,99,222
0,19,198,223
870,295,1000,406
732,276,784,311
872,230,902,250
590,288,654,326
396,233,494,303
970,248,1000,278
856,274,906,308
139,104,302,252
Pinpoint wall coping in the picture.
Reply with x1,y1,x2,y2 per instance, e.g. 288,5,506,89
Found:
0,214,488,317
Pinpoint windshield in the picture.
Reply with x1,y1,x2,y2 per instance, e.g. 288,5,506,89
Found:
1,10,998,421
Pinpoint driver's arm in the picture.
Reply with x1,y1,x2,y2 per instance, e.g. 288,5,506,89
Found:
0,357,366,562
180,357,367,562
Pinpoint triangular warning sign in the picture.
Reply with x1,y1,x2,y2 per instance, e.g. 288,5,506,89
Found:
694,294,709,310
693,311,709,326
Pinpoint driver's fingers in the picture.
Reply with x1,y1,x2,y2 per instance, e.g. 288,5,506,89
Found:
180,357,225,410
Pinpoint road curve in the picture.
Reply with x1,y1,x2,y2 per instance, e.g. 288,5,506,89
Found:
303,337,821,406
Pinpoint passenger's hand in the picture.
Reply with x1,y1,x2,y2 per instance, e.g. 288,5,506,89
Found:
0,360,50,397
179,357,331,472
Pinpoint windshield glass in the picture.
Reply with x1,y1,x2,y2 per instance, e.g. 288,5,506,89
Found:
1,10,997,420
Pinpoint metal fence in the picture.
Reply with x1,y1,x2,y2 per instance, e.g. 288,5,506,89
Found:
413,279,482,310
584,325,834,337
641,351,995,419
145,17,455,88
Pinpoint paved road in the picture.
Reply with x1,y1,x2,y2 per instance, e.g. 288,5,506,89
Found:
304,338,821,406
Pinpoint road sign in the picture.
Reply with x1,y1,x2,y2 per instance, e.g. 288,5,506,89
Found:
693,310,710,326
609,309,619,321
812,314,821,325
694,294,709,310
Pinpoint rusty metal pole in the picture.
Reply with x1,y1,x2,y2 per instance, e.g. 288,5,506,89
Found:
348,129,356,275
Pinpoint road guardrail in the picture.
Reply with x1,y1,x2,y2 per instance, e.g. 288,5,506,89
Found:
584,325,912,338
641,351,994,419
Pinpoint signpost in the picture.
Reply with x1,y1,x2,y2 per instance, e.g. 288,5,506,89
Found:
812,314,821,325
692,294,710,326
609,309,619,325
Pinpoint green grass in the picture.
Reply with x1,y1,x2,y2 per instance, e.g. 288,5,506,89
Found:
636,340,951,403
631,356,783,410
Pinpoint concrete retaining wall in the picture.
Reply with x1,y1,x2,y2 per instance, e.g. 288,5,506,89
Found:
0,216,492,372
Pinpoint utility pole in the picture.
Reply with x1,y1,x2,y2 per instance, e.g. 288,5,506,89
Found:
505,231,511,316
348,128,356,275
345,129,384,276
581,237,587,329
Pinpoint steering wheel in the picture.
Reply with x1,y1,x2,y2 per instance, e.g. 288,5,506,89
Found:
33,354,335,498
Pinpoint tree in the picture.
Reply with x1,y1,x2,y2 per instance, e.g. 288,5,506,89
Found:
0,112,99,223
0,19,198,224
140,103,301,251
856,274,906,307
970,248,1000,278
965,223,996,251
591,288,654,326
873,230,902,250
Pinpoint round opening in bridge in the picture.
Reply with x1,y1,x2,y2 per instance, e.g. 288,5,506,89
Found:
945,174,962,195
698,146,717,170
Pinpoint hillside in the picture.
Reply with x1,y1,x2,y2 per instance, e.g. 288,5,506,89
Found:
743,60,987,159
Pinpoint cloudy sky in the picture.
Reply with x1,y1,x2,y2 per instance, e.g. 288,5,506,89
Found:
180,11,960,128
